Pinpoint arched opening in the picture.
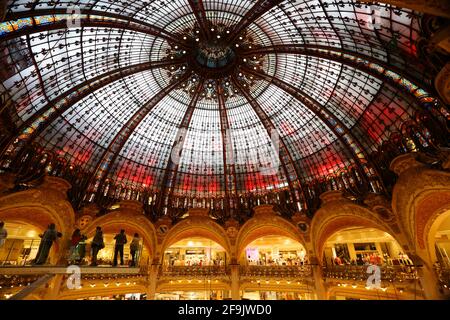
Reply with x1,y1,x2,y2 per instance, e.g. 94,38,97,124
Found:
427,209,450,294
157,235,231,300
323,227,409,267
238,234,313,300
0,221,42,266
241,235,307,266
83,226,151,267
160,217,232,262
235,214,306,262
322,227,419,300
163,237,227,268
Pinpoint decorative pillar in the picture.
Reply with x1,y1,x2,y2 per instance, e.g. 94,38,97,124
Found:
146,259,160,300
37,176,74,266
230,263,240,300
44,274,65,300
310,256,328,300
408,253,445,300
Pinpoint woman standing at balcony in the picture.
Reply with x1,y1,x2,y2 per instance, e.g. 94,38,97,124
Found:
33,223,62,265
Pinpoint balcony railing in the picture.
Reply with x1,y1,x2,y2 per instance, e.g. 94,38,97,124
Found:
159,266,229,279
240,265,313,279
323,265,419,282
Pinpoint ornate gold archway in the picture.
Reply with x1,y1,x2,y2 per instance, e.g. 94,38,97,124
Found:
391,154,450,262
235,205,306,260
0,177,75,262
160,211,231,261
311,191,399,263
83,211,157,258
0,178,75,236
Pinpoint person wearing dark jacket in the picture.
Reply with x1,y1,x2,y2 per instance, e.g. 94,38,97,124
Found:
90,226,104,266
113,229,127,266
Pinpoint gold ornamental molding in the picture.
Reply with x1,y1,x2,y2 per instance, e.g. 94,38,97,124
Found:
390,154,450,259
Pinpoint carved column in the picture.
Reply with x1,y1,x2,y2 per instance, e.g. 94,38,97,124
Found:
230,262,240,300
38,176,74,265
44,274,65,300
146,259,160,300
407,253,445,300
310,256,328,300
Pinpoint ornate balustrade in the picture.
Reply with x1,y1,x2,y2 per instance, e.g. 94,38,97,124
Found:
0,274,43,300
240,265,313,280
323,265,419,283
159,266,229,280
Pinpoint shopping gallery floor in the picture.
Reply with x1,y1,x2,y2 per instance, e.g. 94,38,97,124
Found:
0,0,449,300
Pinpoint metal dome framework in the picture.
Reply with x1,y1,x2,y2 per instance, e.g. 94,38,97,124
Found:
0,0,446,219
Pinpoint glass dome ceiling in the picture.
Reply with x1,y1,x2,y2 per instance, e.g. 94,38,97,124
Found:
0,0,440,213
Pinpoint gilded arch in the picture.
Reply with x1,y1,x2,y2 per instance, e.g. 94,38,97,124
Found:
0,184,75,236
390,154,450,260
235,205,306,260
84,211,157,257
311,191,399,263
160,216,232,261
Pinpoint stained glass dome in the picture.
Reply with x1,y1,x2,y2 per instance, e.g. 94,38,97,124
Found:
0,0,444,218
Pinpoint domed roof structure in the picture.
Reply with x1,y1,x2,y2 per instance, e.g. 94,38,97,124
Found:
0,0,444,218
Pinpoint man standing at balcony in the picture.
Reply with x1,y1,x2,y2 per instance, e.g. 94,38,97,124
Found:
113,229,127,267
90,226,104,266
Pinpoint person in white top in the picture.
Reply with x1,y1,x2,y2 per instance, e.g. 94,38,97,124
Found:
0,221,7,249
